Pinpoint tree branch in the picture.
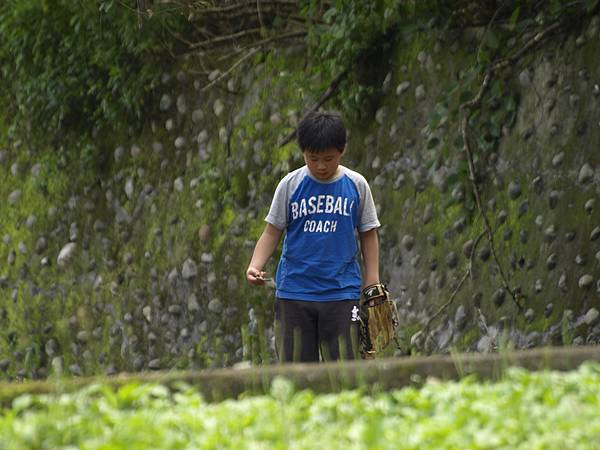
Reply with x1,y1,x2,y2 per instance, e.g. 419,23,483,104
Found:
200,48,259,92
189,28,264,49
184,0,299,15
410,230,486,349
278,67,350,147
459,19,564,313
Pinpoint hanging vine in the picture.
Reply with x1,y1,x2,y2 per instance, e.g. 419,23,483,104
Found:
408,0,599,351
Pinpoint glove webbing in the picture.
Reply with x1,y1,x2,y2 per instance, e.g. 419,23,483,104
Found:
359,284,402,357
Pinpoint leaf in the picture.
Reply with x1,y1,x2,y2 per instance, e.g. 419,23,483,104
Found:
585,0,600,12
490,110,505,127
427,137,440,149
465,195,476,212
323,7,337,23
453,135,464,149
459,90,473,103
509,6,521,29
484,30,499,50
429,111,442,128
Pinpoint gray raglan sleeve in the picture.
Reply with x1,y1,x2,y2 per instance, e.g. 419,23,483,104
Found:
356,175,380,232
264,176,289,231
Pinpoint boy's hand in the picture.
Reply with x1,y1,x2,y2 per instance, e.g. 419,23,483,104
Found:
246,267,268,285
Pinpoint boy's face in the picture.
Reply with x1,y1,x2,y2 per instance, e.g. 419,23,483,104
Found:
303,147,344,181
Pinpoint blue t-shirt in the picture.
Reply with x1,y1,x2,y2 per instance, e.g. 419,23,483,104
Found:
265,165,380,301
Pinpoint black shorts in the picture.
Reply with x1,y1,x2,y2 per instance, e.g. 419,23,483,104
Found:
274,298,360,363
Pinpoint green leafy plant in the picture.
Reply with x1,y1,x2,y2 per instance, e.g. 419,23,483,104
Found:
1,364,600,448
0,0,178,146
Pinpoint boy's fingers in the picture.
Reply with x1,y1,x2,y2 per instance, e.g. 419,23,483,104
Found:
246,269,268,284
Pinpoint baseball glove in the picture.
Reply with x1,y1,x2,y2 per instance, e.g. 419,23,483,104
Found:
358,283,399,359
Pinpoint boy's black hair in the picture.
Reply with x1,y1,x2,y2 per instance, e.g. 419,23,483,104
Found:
297,110,346,152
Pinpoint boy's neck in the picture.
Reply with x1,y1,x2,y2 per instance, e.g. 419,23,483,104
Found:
308,165,343,182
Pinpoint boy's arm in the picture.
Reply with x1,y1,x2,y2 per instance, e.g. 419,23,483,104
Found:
246,223,284,285
359,228,380,287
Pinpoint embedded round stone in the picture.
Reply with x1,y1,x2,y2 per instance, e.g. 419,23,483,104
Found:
402,235,415,251
579,274,594,289
69,364,82,376
423,204,433,224
472,292,483,307
445,251,458,268
176,94,187,114
208,298,223,313
174,136,186,149
159,94,172,111
213,99,225,116
546,253,557,270
192,109,204,124
524,308,535,323
462,239,474,257
584,308,599,326
168,305,181,315
551,152,564,167
519,69,532,86
492,288,506,307
585,199,595,214
520,230,528,244
544,225,557,242
396,81,410,96
578,163,594,184
558,273,568,292
453,217,466,233
149,359,161,370
518,201,529,217
0,359,10,372
415,85,426,101
57,243,77,267
7,190,22,206
532,176,543,194
455,305,467,330
182,259,198,279
508,181,521,199
130,144,142,158
479,246,491,262
497,210,508,224
451,184,465,202
187,294,200,312
548,191,559,209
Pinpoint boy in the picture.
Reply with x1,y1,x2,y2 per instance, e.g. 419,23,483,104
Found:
246,110,381,362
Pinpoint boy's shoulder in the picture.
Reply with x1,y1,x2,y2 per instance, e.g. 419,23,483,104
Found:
339,165,370,185
279,165,309,184
284,165,308,178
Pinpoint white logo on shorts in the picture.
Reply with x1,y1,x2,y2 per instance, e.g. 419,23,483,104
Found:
351,305,360,322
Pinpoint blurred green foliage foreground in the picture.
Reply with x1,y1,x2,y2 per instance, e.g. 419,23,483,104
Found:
1,363,599,450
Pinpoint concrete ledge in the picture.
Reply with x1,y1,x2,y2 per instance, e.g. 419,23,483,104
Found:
1,345,599,406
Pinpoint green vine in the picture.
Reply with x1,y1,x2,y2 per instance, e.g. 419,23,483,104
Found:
409,0,599,350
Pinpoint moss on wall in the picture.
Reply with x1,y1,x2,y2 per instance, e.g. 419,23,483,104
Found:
1,16,599,380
